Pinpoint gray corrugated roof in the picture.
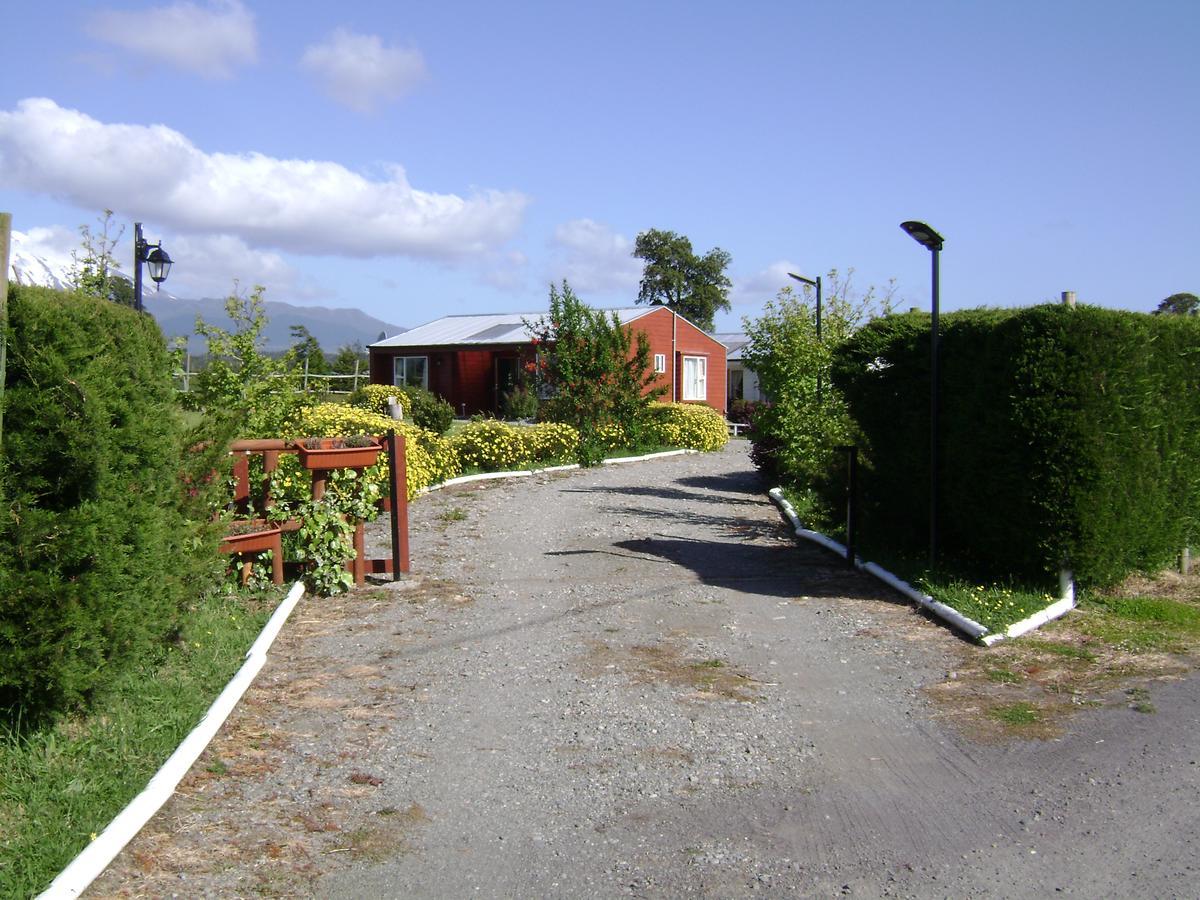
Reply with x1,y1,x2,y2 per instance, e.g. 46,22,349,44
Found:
371,307,655,348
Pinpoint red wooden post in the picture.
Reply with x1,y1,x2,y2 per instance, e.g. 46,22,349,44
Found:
231,453,250,515
387,430,410,576
262,449,279,511
353,520,366,585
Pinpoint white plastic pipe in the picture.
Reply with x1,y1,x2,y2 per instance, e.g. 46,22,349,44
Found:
38,582,306,900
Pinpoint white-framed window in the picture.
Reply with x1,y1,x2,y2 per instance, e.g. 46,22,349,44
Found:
682,355,707,401
393,355,428,390
653,353,667,374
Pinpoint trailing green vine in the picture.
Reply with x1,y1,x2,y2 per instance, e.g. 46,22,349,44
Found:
278,497,356,595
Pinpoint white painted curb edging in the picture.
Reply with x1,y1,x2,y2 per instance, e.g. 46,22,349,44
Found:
38,582,307,900
602,449,698,465
768,488,1075,644
419,449,697,493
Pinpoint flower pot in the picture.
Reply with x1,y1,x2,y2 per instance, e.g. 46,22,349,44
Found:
219,520,283,555
294,438,382,470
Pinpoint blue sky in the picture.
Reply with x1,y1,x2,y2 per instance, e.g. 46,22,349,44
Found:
1,0,1196,334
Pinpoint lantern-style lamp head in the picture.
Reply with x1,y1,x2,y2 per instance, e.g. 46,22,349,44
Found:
144,244,172,283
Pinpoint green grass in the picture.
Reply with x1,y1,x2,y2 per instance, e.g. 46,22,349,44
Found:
1076,595,1200,653
0,589,277,898
985,667,1022,684
924,580,1061,633
1020,638,1098,662
988,701,1040,726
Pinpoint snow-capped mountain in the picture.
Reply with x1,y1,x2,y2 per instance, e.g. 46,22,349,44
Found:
7,231,405,352
8,229,75,291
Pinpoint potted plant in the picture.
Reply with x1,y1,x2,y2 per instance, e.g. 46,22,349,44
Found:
218,518,283,554
293,434,382,470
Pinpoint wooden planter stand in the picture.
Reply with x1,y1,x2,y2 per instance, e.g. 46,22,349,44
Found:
229,432,409,587
219,520,284,586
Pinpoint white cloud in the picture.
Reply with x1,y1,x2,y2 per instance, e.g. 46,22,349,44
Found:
546,219,642,296
480,250,529,292
161,232,302,297
302,28,427,113
731,260,806,305
86,0,257,79
0,98,528,260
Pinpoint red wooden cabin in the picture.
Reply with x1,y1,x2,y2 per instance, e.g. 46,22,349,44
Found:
368,306,726,417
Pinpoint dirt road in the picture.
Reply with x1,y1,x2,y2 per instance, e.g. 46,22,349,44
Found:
92,443,1200,898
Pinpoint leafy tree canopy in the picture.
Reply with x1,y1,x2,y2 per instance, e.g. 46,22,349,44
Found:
69,210,134,307
185,284,309,435
741,269,894,498
1154,292,1199,316
632,228,732,332
526,280,664,463
288,324,329,374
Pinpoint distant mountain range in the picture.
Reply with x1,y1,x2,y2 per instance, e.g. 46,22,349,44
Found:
7,237,406,353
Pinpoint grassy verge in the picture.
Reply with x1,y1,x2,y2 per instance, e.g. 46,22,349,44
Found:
775,486,1063,634
926,569,1200,740
916,579,1061,633
0,588,280,898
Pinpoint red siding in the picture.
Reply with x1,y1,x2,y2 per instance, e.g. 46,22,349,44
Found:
368,308,727,417
624,307,726,412
454,350,495,416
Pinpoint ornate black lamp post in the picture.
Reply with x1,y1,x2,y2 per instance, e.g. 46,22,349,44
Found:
900,220,944,571
133,222,172,313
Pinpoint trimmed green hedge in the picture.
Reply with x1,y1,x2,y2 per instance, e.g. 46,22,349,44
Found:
832,304,1200,586
1,286,226,720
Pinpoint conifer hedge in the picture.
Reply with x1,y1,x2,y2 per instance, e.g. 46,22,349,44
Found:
832,304,1200,586
1,286,227,720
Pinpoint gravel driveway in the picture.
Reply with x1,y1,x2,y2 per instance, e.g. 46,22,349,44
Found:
92,442,1200,898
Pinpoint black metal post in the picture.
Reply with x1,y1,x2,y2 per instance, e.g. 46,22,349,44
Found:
845,445,858,568
814,275,823,342
930,246,940,573
900,221,945,574
133,221,145,313
815,276,824,407
788,271,824,406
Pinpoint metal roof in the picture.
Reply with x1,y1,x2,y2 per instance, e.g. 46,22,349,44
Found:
714,332,750,360
370,307,656,348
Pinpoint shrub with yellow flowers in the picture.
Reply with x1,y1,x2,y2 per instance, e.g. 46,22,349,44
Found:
521,422,580,463
646,403,729,452
450,419,533,472
349,383,412,417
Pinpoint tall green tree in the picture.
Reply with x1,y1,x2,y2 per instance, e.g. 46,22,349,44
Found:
188,285,308,436
331,342,368,392
632,228,732,332
288,324,330,376
742,269,894,516
1154,292,1199,316
526,281,664,464
68,210,134,307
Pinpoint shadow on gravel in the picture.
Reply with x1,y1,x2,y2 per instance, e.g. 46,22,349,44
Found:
607,535,906,603
600,503,784,537
560,484,760,506
674,472,764,495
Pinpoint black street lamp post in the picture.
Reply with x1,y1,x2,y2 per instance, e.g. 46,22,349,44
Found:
900,220,944,571
788,271,823,404
133,222,173,313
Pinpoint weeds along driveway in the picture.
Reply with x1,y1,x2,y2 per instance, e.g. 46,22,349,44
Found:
91,443,1199,898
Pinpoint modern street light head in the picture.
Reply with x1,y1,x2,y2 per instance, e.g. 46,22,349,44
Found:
787,272,817,289
900,220,944,252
